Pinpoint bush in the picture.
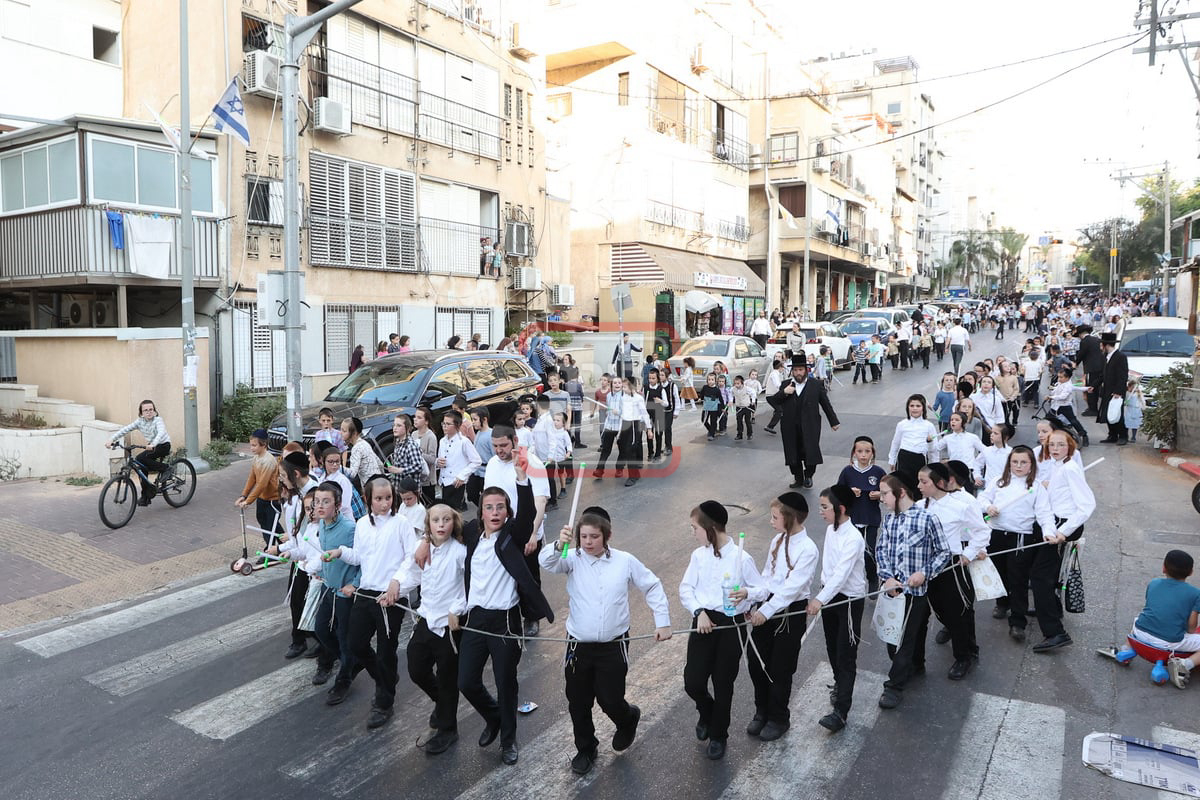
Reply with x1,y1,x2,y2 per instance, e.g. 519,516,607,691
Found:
548,331,573,347
218,384,286,442
1142,362,1195,450
199,438,234,470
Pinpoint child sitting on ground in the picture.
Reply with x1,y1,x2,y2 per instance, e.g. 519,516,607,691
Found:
1130,549,1200,689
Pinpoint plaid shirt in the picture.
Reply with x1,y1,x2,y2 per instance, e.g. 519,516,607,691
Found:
876,506,951,597
387,433,428,491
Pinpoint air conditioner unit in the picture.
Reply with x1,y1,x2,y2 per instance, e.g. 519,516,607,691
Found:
65,299,92,327
860,241,871,257
314,97,351,135
512,266,541,291
244,50,282,98
550,284,575,307
749,144,762,158
93,300,115,327
504,220,531,257
810,157,827,173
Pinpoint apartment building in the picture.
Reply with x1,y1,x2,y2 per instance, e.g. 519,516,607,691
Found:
0,0,560,404
531,0,768,346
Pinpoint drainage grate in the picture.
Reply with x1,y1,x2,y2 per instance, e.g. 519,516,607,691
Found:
1145,530,1200,544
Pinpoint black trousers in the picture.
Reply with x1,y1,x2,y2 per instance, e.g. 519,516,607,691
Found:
895,449,927,481
765,397,784,430
950,344,964,374
934,341,945,360
407,617,462,733
647,407,666,458
853,363,868,383
753,334,769,348
466,473,484,508
736,407,754,437
520,545,543,624
684,609,747,742
543,461,560,503
565,635,635,753
315,591,357,687
135,442,172,494
1103,398,1128,441
897,340,911,369
1052,405,1088,440
1084,372,1102,413
661,408,674,451
927,563,978,660
255,498,282,547
1008,524,1073,639
440,482,467,512
988,529,1022,611
822,594,864,719
287,566,315,647
595,429,618,471
616,422,643,477
458,606,523,748
1004,399,1020,427
348,591,405,709
421,484,437,506
747,601,805,725
870,363,882,381
860,524,880,592
884,593,931,692
918,346,931,369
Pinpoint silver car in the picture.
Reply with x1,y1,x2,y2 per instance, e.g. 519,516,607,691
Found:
671,335,772,385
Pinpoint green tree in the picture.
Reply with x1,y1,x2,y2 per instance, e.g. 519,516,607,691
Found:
949,231,999,293
993,228,1028,292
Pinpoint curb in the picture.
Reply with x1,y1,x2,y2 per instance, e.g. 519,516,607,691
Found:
1165,455,1200,480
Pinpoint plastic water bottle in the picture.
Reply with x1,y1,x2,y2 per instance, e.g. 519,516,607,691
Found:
722,574,737,614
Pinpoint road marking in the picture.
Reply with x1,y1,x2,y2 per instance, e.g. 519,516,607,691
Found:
944,692,1065,800
718,662,888,800
85,609,288,696
1151,726,1200,800
454,637,690,800
16,571,270,658
173,615,412,741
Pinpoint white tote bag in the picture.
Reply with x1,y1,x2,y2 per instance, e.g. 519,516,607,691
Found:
968,558,1007,601
872,591,906,646
1106,395,1124,425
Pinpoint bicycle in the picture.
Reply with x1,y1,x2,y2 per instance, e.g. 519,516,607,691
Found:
99,444,197,529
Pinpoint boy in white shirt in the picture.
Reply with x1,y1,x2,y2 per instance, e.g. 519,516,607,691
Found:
546,412,574,505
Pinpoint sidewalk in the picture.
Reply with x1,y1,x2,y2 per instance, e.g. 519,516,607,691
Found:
0,454,257,632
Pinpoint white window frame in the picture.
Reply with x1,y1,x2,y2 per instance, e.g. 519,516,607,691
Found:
768,132,798,164
84,133,217,216
0,134,81,216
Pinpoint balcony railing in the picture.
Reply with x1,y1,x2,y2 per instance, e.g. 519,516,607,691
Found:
308,46,419,138
309,213,419,273
419,217,502,277
645,201,749,243
717,218,750,242
647,109,750,171
419,91,502,161
0,206,220,281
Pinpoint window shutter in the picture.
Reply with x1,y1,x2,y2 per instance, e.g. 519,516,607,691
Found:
324,307,349,371
435,308,453,346
233,303,253,386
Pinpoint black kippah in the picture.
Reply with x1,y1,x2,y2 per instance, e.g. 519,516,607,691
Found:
699,500,728,527
828,484,856,510
581,505,611,522
777,491,808,515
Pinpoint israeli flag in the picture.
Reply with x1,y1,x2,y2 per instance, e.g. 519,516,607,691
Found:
212,78,251,147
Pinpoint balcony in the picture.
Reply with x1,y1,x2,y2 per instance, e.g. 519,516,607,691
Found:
419,92,502,161
0,206,220,282
644,201,749,243
418,217,502,277
309,46,419,138
647,110,750,171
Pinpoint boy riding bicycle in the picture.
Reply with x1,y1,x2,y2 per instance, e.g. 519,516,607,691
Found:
110,399,171,506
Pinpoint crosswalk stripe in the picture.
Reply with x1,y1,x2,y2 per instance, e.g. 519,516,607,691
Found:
16,571,271,658
718,662,888,799
85,609,288,696
944,692,1066,800
454,637,688,800
172,616,413,741
1151,725,1200,800
170,659,324,740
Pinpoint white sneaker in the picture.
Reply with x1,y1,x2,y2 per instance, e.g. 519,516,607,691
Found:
1168,657,1191,689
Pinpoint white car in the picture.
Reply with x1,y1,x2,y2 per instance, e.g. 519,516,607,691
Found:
765,323,853,368
1116,317,1195,405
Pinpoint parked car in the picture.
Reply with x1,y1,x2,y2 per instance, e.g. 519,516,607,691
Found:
764,323,851,368
1115,317,1196,406
840,316,894,347
266,351,541,454
851,306,910,329
672,335,772,386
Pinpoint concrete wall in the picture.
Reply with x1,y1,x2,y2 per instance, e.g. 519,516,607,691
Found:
0,428,84,479
11,328,211,450
1177,387,1200,454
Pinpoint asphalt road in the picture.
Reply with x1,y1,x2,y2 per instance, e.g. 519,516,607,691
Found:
2,336,1198,800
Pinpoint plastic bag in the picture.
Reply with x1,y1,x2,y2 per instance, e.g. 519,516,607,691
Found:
872,590,906,646
969,558,1007,601
1106,396,1124,425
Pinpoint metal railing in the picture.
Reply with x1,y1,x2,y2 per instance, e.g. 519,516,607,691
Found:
309,213,420,273
717,218,750,242
308,46,419,138
418,217,502,277
419,91,502,161
647,109,750,171
645,199,703,232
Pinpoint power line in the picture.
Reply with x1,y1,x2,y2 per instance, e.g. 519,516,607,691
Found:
544,31,1144,104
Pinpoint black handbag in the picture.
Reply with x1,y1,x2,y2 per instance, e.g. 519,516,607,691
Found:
1061,544,1085,614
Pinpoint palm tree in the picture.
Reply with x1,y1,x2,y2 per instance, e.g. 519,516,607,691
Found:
994,229,1028,292
948,231,999,293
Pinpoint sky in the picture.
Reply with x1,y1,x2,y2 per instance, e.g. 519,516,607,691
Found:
760,0,1200,243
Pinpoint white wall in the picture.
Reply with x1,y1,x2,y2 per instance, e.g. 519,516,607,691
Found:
0,0,122,124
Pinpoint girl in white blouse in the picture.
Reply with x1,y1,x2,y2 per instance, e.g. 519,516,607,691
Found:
1008,430,1094,653
980,446,1056,642
680,500,762,761
973,423,1013,487
937,411,986,468
970,375,1005,434
1033,418,1084,478
887,394,938,479
743,492,819,743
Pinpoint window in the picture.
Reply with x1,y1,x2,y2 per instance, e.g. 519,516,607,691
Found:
734,340,750,359
504,83,512,118
308,152,417,271
92,27,119,64
435,307,493,348
426,364,466,399
547,93,572,118
464,359,501,389
516,88,524,122
768,133,798,164
247,177,283,225
322,304,401,372
242,14,283,56
746,339,763,357
886,101,902,115
617,72,629,106
86,135,215,214
501,359,529,380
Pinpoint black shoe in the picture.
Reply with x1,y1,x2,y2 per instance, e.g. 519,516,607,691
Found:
935,626,951,645
311,666,333,686
948,658,973,680
1009,626,1026,642
818,712,846,733
428,711,438,729
746,713,767,737
285,642,307,659
138,495,153,506
992,606,1008,620
325,683,351,706
789,480,803,489
614,469,624,478
665,447,674,455
612,705,640,751
735,434,743,440
304,642,322,658
523,620,540,637
705,739,726,760
802,477,813,488
1032,633,1073,653
695,722,709,741
765,427,777,435
624,478,637,487
1081,409,1097,417
1099,438,1118,444
478,720,500,747
424,730,458,756
366,705,393,729
1116,439,1128,446
878,690,901,709
570,748,597,775
501,743,519,765
758,721,789,741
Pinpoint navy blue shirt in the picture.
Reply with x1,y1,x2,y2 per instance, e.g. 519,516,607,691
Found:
836,464,887,527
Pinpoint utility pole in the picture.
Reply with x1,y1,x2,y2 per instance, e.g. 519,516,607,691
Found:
178,0,207,472
280,0,364,441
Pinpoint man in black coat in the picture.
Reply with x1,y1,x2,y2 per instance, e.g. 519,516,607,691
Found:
1075,326,1105,416
1097,331,1129,445
771,354,841,488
